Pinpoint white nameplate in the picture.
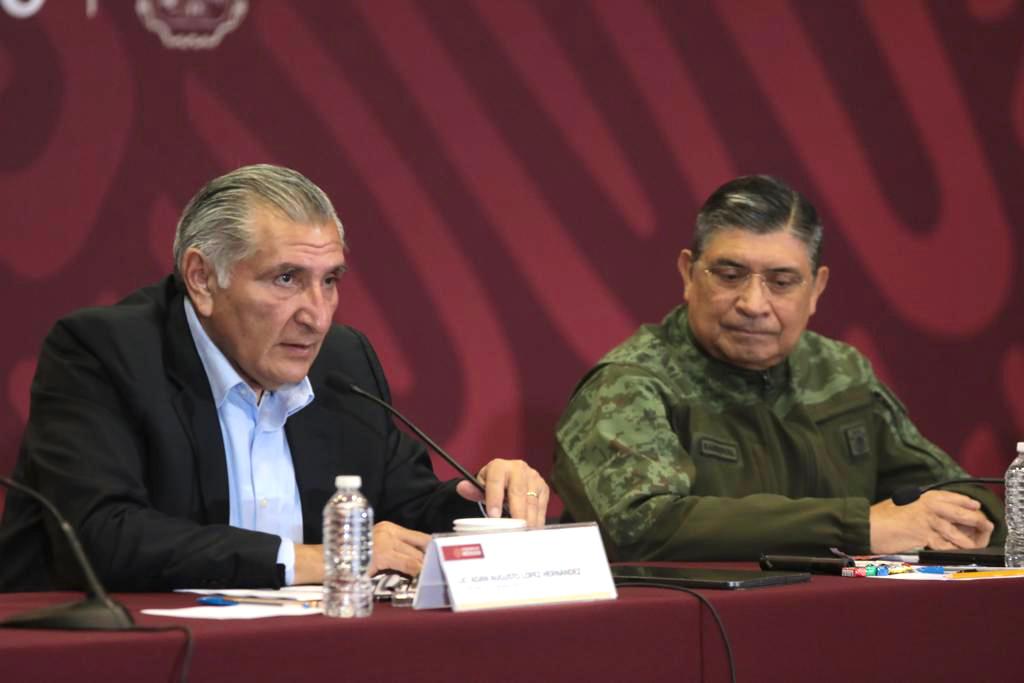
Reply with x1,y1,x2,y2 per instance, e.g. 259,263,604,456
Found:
413,522,617,611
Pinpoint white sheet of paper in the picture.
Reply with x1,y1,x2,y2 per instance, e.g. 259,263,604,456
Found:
177,586,323,600
870,571,949,580
141,585,325,618
142,604,322,619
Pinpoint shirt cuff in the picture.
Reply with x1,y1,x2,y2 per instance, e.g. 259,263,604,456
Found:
277,537,296,585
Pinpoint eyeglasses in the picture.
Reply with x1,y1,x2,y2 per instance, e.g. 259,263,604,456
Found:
701,265,806,297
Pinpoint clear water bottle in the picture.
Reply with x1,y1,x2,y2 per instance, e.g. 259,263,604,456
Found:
323,475,374,617
1004,442,1024,567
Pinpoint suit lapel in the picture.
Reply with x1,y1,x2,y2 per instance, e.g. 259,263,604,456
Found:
162,284,231,525
286,394,344,543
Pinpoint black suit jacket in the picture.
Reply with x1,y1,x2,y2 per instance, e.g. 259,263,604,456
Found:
0,276,476,591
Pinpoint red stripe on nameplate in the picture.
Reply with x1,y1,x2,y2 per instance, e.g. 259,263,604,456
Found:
442,544,484,561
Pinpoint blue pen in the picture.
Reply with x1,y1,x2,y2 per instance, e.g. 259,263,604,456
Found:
197,595,238,606
197,594,320,608
915,565,945,574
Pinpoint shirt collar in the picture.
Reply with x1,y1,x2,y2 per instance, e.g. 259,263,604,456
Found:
183,297,314,415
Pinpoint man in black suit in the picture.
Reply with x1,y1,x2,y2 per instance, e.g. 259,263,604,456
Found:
0,164,549,591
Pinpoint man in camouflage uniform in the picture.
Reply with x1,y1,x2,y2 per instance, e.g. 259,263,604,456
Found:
553,175,1003,561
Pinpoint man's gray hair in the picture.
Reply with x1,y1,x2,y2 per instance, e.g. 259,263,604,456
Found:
173,164,345,287
693,175,823,270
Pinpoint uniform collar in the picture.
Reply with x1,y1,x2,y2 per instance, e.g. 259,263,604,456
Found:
673,306,791,396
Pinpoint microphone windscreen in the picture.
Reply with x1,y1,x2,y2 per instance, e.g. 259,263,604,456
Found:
892,487,922,506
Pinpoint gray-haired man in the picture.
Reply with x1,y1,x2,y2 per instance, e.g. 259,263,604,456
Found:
0,164,548,591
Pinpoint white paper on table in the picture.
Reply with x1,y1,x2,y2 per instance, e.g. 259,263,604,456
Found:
176,586,323,600
142,603,322,619
870,571,950,581
140,585,325,618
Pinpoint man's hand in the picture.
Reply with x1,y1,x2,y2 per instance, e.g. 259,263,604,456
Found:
455,458,549,528
292,522,431,584
870,491,994,554
369,521,431,576
293,543,324,585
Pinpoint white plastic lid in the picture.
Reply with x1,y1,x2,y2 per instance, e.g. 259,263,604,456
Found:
452,518,527,532
335,475,362,489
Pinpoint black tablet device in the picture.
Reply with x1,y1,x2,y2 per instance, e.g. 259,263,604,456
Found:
917,546,1005,567
611,565,811,589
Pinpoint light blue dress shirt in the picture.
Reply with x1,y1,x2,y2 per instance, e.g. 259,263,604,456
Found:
184,299,313,585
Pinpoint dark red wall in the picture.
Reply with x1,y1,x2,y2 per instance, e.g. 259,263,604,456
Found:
2,1,1023,511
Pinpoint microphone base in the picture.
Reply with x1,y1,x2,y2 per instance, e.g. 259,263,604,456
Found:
0,596,135,630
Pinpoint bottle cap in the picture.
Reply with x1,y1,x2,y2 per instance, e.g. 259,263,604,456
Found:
335,475,362,489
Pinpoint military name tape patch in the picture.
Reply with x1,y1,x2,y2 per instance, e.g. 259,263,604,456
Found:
696,436,740,463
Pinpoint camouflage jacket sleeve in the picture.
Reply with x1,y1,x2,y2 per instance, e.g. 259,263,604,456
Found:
870,381,1006,542
553,364,872,561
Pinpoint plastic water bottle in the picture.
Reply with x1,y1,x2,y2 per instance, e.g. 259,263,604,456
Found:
323,475,374,617
1004,442,1024,567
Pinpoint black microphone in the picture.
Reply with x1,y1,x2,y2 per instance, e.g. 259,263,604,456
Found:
892,477,1004,506
325,372,486,496
0,476,134,630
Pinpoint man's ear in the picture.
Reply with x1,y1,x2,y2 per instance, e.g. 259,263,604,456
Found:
180,249,218,317
678,249,696,303
807,265,829,316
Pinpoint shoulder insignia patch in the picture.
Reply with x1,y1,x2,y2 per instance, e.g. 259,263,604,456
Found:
843,424,870,458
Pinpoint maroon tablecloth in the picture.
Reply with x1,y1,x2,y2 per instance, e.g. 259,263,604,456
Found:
697,568,1018,682
0,586,700,683
1,564,1020,683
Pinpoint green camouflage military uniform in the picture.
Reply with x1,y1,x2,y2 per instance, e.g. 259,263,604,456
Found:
553,305,1005,561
